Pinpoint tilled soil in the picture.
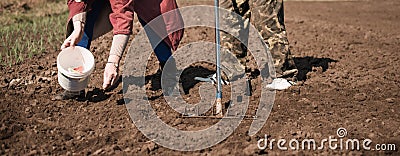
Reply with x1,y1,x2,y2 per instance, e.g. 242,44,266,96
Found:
1,0,399,155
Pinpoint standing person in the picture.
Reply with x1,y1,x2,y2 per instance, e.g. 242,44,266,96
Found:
54,0,184,100
220,0,297,80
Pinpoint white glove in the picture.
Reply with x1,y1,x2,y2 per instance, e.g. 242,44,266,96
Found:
61,12,87,49
102,34,130,90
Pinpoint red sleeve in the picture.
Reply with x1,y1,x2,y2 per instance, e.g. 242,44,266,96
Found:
109,0,134,35
67,0,89,20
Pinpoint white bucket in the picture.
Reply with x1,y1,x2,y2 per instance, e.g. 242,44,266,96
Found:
57,46,95,91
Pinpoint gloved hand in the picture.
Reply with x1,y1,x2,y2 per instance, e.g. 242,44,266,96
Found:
102,34,129,90
61,12,86,49
103,57,119,90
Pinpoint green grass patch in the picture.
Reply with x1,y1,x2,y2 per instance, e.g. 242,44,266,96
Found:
0,0,68,67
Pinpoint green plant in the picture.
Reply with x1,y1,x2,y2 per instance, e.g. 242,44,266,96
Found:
0,0,68,66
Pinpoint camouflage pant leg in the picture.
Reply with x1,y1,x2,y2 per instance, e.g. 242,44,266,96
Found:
221,0,295,76
219,0,249,81
250,0,295,73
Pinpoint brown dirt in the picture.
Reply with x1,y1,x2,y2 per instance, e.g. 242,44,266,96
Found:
1,0,399,155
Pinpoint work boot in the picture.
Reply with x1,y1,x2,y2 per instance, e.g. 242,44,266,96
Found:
276,69,298,78
276,58,298,79
53,90,85,100
220,49,246,81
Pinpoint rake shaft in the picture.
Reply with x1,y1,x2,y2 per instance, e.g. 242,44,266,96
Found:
214,0,223,117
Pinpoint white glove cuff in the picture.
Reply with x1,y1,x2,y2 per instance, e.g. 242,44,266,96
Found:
72,12,87,23
72,12,86,30
109,34,130,61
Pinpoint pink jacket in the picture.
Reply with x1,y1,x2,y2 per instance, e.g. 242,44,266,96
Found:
67,0,184,50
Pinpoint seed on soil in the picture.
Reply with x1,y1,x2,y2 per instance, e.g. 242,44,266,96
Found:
220,149,230,155
24,107,31,112
89,131,95,136
44,71,51,76
93,149,103,155
353,93,367,102
368,133,375,138
385,98,395,103
51,71,57,76
112,145,121,151
9,78,21,87
298,98,311,104
172,118,182,126
26,150,38,156
123,147,132,152
37,77,51,83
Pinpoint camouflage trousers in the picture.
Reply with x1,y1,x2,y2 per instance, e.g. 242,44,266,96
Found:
219,0,296,80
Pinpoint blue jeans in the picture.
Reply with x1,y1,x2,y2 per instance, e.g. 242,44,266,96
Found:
77,0,172,63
